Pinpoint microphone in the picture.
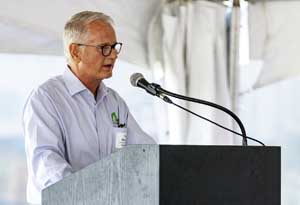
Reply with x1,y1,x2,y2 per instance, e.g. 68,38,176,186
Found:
129,73,265,146
130,73,172,103
130,73,157,96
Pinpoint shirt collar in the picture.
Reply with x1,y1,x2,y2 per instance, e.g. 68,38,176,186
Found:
63,66,87,96
63,66,109,101
96,81,109,102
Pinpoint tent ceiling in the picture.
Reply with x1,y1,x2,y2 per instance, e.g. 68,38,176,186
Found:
0,0,161,68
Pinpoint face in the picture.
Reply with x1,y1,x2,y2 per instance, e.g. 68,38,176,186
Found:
70,21,118,87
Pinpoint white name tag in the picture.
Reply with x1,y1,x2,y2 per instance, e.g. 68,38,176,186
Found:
115,131,127,149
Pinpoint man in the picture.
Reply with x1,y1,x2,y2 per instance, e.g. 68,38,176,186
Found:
23,11,155,204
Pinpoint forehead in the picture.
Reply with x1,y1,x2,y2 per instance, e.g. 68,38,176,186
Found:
85,21,116,44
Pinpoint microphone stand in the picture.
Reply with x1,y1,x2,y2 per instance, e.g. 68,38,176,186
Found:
152,83,248,146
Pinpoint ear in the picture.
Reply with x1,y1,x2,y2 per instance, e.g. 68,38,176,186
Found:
69,43,81,63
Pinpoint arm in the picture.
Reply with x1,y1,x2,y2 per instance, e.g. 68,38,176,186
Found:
23,89,73,190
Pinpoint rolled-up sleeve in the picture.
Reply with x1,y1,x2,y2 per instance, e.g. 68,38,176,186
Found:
23,89,73,202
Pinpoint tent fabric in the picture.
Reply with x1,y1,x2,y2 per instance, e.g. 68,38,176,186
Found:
248,1,300,88
160,3,188,144
0,0,161,68
148,1,233,145
148,2,188,144
185,1,233,145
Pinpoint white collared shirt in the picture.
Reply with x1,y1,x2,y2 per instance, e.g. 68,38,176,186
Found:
23,67,156,204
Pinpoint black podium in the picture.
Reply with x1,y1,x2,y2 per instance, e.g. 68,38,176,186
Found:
43,145,280,205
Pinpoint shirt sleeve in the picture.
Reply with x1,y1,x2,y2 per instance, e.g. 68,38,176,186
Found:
23,88,73,190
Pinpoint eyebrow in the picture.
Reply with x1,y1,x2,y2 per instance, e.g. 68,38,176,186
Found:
95,42,117,46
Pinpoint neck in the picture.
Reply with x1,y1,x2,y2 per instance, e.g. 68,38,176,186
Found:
84,81,100,97
68,64,100,97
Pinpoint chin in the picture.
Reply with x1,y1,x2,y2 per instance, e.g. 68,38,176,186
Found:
98,66,113,80
102,71,113,80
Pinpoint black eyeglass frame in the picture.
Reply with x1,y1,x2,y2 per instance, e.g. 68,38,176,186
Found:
75,42,123,57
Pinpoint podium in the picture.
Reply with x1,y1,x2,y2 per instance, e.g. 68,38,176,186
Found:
42,145,280,205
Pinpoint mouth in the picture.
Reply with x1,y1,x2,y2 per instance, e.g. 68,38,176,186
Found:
103,63,113,70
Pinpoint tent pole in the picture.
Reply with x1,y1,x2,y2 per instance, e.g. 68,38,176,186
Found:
229,0,241,145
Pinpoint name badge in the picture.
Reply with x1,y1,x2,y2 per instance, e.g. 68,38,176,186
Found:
115,128,127,149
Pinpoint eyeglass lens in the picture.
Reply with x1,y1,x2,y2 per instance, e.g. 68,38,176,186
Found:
102,43,122,56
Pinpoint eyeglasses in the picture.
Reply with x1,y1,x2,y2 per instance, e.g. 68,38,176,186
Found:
75,42,123,57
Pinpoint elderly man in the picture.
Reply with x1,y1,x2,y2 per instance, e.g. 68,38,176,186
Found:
23,11,155,204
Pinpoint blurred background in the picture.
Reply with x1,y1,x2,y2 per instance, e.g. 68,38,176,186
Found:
0,0,299,204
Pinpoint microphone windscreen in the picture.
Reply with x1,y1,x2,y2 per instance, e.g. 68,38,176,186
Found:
130,73,144,87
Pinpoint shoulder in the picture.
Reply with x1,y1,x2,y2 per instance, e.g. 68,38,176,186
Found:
25,75,66,109
38,75,66,96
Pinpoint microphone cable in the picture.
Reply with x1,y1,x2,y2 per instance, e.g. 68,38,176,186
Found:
170,100,265,146
153,85,265,146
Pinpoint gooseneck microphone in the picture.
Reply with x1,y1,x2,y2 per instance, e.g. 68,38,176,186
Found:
130,73,157,96
130,73,265,146
130,73,172,103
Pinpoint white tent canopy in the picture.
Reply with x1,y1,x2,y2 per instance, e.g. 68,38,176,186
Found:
2,0,299,88
248,1,300,88
0,0,161,67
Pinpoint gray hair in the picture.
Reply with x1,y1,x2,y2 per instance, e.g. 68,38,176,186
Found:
63,11,114,62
